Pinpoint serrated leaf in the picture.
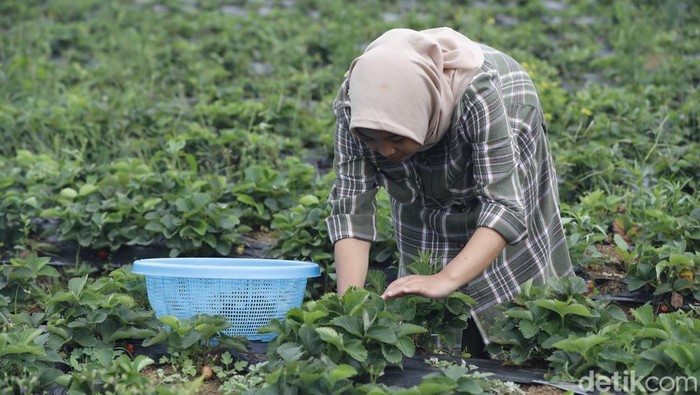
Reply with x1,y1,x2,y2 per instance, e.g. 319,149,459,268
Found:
552,334,607,358
381,344,403,364
519,320,539,339
67,275,88,296
302,310,328,326
395,323,427,338
447,291,476,306
298,325,323,356
394,336,416,357
331,315,363,337
343,339,368,362
329,364,358,382
158,315,181,330
367,325,397,343
277,343,304,362
504,307,534,321
630,304,655,325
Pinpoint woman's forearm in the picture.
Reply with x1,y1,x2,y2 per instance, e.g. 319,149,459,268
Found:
382,226,507,299
438,226,507,289
334,237,372,295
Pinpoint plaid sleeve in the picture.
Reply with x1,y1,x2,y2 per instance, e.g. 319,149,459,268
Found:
461,70,527,244
325,80,380,244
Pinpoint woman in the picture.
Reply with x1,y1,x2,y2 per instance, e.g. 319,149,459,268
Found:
325,27,573,352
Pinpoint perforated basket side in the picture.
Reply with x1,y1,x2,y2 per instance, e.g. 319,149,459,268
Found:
145,276,308,341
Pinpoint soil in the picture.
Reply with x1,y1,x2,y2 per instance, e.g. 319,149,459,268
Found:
521,384,567,394
581,244,628,282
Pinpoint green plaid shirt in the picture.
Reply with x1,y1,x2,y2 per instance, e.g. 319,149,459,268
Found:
326,45,573,341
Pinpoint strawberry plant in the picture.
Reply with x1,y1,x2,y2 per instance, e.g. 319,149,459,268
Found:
627,240,700,304
548,304,700,387
368,254,476,351
0,319,65,389
245,355,358,395
486,276,627,364
144,314,247,372
45,275,160,351
0,255,59,310
260,288,427,383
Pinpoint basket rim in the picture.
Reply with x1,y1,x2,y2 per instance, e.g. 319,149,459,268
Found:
132,257,321,279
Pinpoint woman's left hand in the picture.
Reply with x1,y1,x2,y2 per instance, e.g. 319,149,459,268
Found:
381,273,458,299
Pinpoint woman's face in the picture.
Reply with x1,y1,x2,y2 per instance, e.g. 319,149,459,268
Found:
354,128,422,162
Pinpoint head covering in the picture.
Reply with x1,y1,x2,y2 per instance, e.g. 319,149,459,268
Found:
347,27,484,150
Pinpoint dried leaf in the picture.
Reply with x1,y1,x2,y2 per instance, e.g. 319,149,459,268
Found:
670,292,684,309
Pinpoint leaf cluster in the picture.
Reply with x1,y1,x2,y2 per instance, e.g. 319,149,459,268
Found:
486,276,627,364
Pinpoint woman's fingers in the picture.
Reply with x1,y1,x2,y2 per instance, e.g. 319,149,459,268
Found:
382,275,433,299
382,274,455,299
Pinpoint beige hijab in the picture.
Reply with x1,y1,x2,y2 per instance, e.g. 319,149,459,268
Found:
347,27,484,150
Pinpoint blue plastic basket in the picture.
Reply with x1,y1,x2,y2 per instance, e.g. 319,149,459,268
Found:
132,258,320,341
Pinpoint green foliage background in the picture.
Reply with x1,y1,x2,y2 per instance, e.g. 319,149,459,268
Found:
0,0,698,276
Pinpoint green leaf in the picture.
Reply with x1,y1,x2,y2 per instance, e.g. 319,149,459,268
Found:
365,270,387,294
630,304,655,326
443,365,470,381
519,320,539,339
179,330,202,349
303,310,328,326
504,307,534,321
613,234,629,251
447,291,476,306
74,329,98,347
342,289,371,316
135,355,155,372
298,195,320,206
54,374,72,387
142,330,168,347
367,325,397,344
332,316,363,337
417,379,458,394
343,339,369,362
316,327,343,348
236,194,257,207
158,316,181,330
79,184,98,196
561,303,593,318
142,197,162,211
94,348,115,368
636,327,669,340
67,275,89,297
395,323,427,338
394,336,416,357
328,364,358,383
192,193,210,211
60,188,78,199
298,325,323,356
533,299,592,319
277,343,304,362
552,334,607,360
381,344,403,364
103,327,157,343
